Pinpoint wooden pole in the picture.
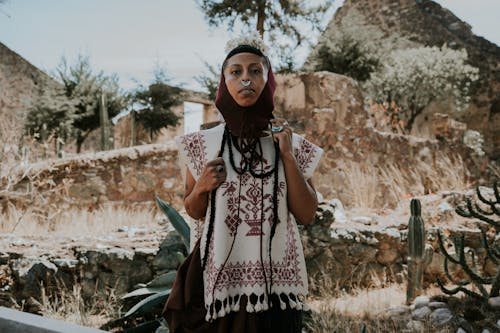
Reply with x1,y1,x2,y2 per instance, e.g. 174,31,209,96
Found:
100,94,111,151
130,110,137,146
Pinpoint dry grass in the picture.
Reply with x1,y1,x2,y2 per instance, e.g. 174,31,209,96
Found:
39,283,122,329
338,152,471,209
0,204,160,237
306,283,449,333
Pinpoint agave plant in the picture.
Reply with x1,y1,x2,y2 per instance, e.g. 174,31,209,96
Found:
101,196,190,333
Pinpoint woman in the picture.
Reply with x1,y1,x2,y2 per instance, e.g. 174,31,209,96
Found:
163,33,323,333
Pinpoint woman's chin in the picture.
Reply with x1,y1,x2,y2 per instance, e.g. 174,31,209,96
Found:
235,99,258,107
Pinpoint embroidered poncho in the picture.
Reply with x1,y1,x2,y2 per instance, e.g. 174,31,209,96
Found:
175,124,323,321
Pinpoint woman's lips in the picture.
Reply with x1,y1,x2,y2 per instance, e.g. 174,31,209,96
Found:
239,88,255,95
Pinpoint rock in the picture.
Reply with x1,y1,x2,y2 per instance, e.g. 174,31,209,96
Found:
488,296,500,308
10,257,58,299
386,305,410,319
153,233,187,272
413,295,430,309
438,201,453,213
406,320,424,331
457,318,473,333
127,226,147,238
330,199,348,224
52,259,78,269
76,247,153,297
375,248,399,265
430,307,454,325
456,328,468,333
0,253,9,265
412,305,431,320
11,239,34,247
428,301,448,309
352,216,373,225
481,329,491,333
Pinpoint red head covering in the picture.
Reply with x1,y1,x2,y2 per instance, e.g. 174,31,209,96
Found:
215,45,276,138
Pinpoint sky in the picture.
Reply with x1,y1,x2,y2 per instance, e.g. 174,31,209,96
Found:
0,0,499,94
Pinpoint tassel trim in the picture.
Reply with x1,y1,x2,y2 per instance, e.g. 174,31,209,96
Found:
205,293,308,322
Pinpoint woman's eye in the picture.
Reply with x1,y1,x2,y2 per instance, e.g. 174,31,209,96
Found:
252,69,262,74
231,70,240,75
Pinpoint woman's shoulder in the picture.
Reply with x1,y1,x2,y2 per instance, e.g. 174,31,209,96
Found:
292,133,322,151
291,133,323,179
175,123,225,145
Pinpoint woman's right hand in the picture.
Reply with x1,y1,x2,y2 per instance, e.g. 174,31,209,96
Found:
193,157,227,194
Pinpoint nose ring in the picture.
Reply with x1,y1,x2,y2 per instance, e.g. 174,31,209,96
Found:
242,80,251,87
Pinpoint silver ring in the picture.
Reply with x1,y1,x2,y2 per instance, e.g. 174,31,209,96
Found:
216,165,225,173
271,125,283,133
283,121,289,126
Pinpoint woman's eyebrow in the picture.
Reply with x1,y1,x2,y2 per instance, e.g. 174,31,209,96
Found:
228,62,262,67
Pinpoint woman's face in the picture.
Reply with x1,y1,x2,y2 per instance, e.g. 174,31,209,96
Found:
223,52,268,107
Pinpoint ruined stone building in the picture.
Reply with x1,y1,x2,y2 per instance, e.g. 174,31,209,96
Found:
0,41,219,153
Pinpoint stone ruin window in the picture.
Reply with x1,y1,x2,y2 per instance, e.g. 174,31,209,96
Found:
183,101,204,134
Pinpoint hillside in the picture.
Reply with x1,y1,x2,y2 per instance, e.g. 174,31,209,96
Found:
305,0,500,160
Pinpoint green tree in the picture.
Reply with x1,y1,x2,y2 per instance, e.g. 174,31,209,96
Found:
132,68,182,141
306,11,388,81
26,55,128,153
197,0,331,42
314,38,379,81
197,0,333,71
364,45,479,133
194,60,220,101
56,55,128,152
25,77,77,154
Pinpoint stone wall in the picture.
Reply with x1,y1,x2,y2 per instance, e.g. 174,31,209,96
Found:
0,42,61,122
5,142,184,212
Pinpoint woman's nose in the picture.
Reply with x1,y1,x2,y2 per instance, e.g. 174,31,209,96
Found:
241,69,250,80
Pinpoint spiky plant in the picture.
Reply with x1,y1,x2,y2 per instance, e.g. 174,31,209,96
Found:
406,198,433,304
437,181,500,301
101,196,190,333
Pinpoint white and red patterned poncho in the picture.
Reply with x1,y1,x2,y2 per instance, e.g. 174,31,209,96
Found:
175,124,323,321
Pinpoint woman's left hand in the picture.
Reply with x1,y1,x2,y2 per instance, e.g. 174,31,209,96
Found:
270,118,294,159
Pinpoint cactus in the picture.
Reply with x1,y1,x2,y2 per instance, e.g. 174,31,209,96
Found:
437,181,500,301
406,198,433,304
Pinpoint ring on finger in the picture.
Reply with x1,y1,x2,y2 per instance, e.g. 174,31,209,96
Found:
283,121,289,126
271,125,283,133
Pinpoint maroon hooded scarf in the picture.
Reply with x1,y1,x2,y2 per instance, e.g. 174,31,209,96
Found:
215,45,276,139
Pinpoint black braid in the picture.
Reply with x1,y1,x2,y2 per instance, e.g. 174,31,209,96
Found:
201,131,227,272
258,153,270,300
227,129,276,178
268,139,280,305
227,130,248,175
